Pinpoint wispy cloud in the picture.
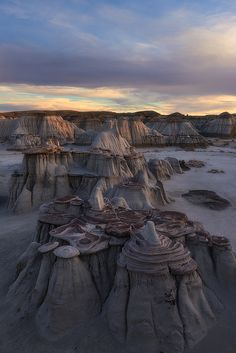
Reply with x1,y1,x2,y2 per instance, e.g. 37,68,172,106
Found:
1,1,236,112
1,84,236,114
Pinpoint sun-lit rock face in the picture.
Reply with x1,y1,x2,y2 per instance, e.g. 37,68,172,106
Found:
0,114,78,147
117,117,166,146
149,113,208,147
7,203,236,351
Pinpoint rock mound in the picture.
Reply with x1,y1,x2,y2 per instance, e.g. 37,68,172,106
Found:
182,190,231,210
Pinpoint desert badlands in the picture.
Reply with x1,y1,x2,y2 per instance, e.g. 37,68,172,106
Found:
0,111,236,353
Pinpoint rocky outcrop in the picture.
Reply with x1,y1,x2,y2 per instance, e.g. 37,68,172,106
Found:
78,117,166,148
107,222,218,352
8,150,72,212
7,204,236,351
149,113,208,148
0,117,15,142
0,114,78,147
148,158,175,180
165,157,183,173
182,190,231,210
117,117,166,146
192,112,236,138
75,128,97,145
110,169,171,208
90,121,133,156
8,131,169,212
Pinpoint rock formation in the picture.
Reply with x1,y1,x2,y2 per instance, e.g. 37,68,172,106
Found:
148,113,208,148
66,111,165,146
8,128,169,212
182,190,231,210
116,117,166,146
0,117,15,142
107,221,219,353
3,108,236,353
148,158,175,180
90,120,133,156
192,112,236,138
6,199,236,352
0,114,78,148
185,159,205,168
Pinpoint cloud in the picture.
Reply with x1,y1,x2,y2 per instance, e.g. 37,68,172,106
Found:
0,83,132,99
1,2,236,113
0,40,236,97
1,83,236,115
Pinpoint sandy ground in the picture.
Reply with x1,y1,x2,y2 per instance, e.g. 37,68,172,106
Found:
0,144,236,353
139,146,236,249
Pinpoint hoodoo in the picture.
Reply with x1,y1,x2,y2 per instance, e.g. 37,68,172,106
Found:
107,221,220,353
6,198,236,352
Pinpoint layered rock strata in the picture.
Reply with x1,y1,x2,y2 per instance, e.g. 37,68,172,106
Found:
8,131,170,212
7,203,236,352
149,113,208,148
0,114,78,147
192,112,236,138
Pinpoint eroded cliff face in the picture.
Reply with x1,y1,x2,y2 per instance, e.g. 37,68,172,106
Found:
1,110,235,149
195,112,236,138
8,130,171,212
8,151,73,212
116,117,166,146
6,199,236,353
0,114,78,148
148,114,208,148
8,151,171,212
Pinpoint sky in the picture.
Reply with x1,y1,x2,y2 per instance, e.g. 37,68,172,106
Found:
1,0,236,114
